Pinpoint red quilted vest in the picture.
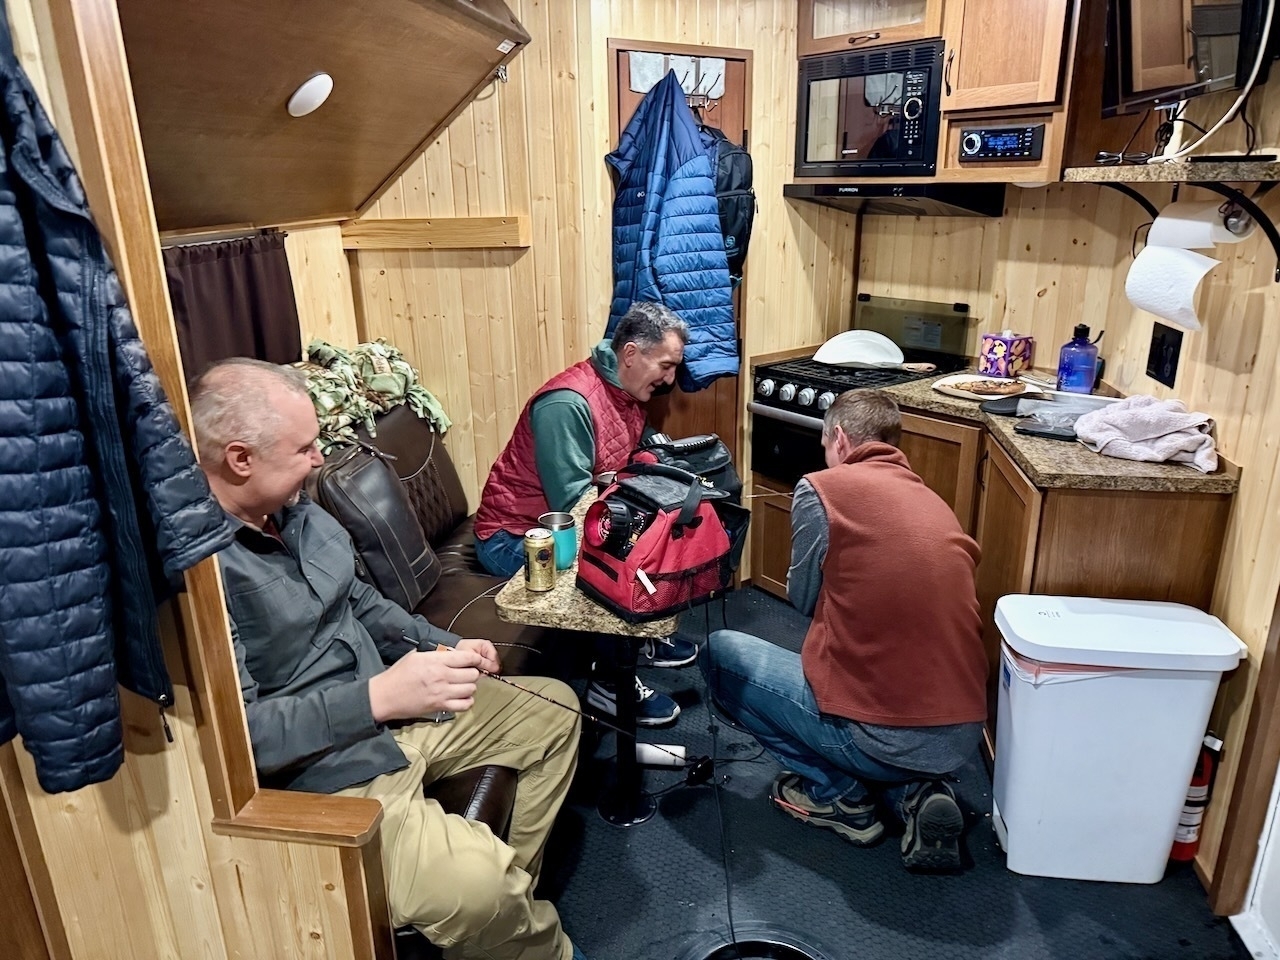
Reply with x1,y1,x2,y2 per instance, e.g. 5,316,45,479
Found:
474,359,646,539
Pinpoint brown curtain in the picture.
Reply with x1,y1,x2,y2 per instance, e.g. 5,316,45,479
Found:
164,233,302,378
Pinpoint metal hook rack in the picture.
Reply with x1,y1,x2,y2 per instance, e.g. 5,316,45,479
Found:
1099,180,1280,282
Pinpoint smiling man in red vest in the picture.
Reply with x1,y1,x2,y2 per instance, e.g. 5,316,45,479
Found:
474,302,694,725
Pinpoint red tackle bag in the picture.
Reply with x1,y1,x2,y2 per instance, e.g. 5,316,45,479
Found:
576,462,749,622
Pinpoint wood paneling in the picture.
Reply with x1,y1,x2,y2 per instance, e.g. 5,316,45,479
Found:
351,1,858,509
287,223,362,348
859,79,1280,897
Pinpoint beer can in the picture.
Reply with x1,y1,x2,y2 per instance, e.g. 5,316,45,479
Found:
523,528,556,592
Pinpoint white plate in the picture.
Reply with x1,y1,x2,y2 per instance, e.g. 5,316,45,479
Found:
814,330,904,366
931,373,1041,401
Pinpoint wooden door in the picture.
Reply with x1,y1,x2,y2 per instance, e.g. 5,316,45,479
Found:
899,412,982,535
941,0,1073,111
1129,0,1197,91
972,437,1042,721
798,0,944,57
609,40,751,458
749,473,795,600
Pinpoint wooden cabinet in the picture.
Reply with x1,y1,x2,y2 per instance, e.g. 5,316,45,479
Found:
1129,0,1197,92
972,438,1042,705
941,0,1074,111
749,473,796,601
797,0,943,57
973,436,1234,726
900,412,982,535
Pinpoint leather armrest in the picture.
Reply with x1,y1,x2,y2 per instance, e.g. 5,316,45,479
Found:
423,765,517,840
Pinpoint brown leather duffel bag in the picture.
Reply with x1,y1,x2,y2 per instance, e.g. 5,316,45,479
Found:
306,443,441,611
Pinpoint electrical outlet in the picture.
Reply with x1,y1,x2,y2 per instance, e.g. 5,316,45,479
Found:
1146,322,1183,388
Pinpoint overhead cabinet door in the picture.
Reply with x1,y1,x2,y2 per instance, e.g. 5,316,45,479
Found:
942,0,1073,111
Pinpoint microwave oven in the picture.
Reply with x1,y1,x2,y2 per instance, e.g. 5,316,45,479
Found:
794,39,943,178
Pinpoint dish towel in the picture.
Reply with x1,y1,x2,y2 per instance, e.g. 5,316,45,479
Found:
1074,395,1218,473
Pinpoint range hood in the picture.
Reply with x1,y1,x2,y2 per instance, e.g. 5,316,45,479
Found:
784,182,1006,218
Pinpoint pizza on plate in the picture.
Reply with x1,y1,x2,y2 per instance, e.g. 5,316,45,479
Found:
950,379,1025,396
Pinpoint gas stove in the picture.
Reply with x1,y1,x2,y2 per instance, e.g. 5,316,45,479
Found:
750,355,965,418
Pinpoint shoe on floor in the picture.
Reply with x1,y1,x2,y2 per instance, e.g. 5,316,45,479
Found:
900,780,964,872
586,676,681,727
639,635,699,668
769,772,884,846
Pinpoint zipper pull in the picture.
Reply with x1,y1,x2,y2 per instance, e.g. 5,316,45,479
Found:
158,696,174,744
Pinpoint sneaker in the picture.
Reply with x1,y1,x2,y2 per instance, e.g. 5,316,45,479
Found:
900,780,965,872
639,635,699,668
586,676,681,727
769,772,884,846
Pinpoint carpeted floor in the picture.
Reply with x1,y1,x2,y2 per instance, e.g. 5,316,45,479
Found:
540,587,1249,960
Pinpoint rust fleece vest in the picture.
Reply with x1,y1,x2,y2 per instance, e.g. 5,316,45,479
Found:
474,358,646,539
802,442,988,727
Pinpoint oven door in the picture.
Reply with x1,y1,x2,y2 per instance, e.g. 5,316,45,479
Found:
749,403,827,487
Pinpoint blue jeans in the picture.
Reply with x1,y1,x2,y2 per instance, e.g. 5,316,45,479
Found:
475,530,526,578
700,629,918,819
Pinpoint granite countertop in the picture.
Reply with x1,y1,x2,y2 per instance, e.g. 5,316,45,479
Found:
879,375,1239,495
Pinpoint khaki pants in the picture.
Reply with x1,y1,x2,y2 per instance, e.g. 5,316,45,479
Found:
338,675,580,960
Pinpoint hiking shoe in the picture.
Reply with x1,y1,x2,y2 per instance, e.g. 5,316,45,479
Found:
769,772,884,846
639,635,699,668
901,780,965,872
586,676,681,727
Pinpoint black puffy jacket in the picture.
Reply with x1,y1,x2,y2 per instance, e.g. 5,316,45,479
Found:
0,12,232,792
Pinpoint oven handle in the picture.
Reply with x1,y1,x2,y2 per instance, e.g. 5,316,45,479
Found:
747,402,825,432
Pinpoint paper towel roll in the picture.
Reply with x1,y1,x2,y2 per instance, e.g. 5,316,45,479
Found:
1147,200,1257,249
1124,246,1219,331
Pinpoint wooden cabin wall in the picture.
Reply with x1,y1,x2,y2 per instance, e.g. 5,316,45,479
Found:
348,0,857,506
860,81,1280,885
0,4,367,958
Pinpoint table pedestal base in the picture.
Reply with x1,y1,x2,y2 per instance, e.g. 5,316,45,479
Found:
597,785,657,826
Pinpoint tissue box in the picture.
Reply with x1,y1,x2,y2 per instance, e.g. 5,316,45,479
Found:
979,332,1034,378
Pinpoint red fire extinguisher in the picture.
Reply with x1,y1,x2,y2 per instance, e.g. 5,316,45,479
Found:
1170,733,1224,862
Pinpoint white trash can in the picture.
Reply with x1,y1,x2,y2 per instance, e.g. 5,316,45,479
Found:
991,595,1246,884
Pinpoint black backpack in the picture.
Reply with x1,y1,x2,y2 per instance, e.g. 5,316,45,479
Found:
701,125,755,283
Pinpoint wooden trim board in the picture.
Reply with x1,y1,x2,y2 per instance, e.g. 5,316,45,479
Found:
341,216,531,250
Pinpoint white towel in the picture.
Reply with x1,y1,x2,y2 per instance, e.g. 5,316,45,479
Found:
1074,395,1218,473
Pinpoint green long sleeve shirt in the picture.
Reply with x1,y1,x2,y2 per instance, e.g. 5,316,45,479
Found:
531,341,653,512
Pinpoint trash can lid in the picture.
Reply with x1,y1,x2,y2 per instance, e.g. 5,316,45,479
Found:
995,596,1247,671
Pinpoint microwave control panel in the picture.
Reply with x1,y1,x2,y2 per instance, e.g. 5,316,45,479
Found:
958,124,1045,162
900,70,929,159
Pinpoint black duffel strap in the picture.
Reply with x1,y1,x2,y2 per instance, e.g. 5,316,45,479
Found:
618,461,709,527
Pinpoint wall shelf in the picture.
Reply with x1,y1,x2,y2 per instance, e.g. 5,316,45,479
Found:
1064,161,1280,183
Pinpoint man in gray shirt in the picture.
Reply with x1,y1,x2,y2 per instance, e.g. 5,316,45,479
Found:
192,358,588,960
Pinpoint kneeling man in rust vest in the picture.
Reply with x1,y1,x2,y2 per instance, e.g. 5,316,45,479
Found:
700,389,988,871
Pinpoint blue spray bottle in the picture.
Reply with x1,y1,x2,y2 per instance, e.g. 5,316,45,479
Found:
1056,324,1102,394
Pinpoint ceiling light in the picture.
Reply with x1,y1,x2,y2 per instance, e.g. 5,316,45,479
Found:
287,73,333,118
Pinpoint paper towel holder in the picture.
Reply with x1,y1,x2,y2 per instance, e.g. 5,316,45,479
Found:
1102,180,1280,282
1187,181,1279,282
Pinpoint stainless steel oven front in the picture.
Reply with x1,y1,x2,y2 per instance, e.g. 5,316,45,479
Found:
749,404,827,487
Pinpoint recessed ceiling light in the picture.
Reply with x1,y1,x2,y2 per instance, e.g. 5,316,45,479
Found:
287,73,333,118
